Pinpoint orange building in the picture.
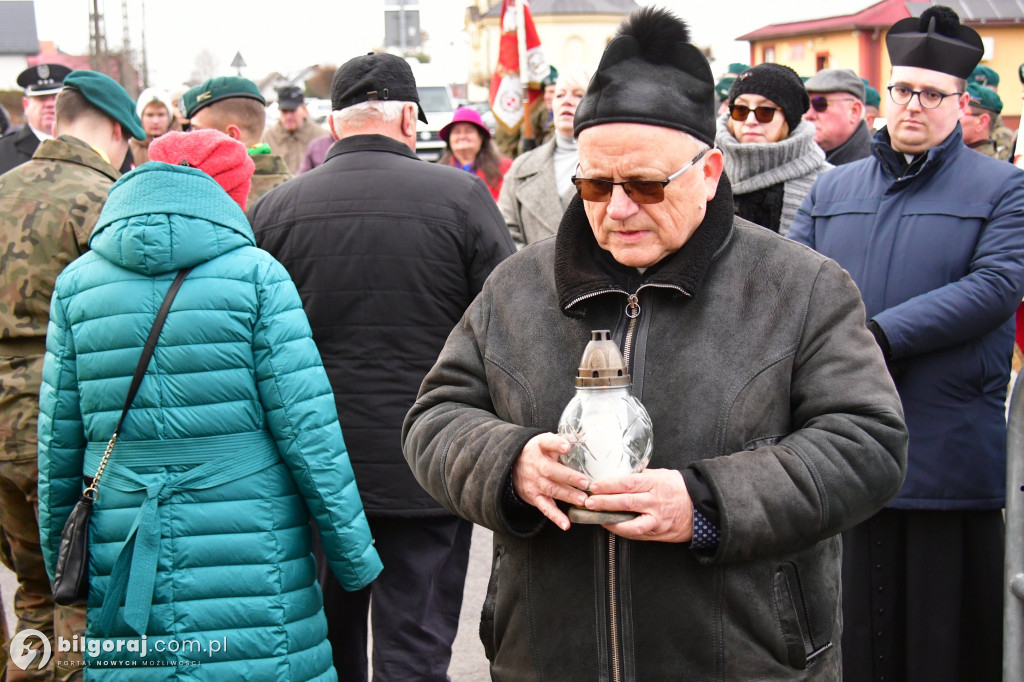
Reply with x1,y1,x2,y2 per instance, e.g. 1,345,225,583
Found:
737,0,1024,126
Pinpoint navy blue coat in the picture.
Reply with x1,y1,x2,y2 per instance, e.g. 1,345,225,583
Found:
789,125,1024,510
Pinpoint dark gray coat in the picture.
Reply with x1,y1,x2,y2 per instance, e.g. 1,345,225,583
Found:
250,134,515,516
403,182,908,680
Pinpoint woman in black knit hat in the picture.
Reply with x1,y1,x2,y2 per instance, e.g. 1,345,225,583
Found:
716,62,831,235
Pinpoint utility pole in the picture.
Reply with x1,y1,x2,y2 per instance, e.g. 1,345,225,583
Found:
139,0,149,87
88,0,108,73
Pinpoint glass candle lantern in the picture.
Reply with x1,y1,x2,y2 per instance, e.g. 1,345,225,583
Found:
557,330,653,523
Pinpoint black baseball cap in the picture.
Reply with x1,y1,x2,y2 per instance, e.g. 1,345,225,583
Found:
331,53,428,124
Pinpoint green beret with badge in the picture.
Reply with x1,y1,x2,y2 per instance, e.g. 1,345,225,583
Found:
970,64,999,87
62,70,145,140
179,76,266,120
966,82,1003,113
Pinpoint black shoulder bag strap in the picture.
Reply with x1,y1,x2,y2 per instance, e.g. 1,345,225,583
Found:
54,266,192,606
83,266,193,498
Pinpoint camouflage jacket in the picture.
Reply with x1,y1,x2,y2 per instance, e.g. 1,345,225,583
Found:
0,135,119,459
247,153,291,211
992,120,1013,162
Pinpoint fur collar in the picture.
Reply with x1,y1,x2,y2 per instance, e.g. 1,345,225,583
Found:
555,173,735,315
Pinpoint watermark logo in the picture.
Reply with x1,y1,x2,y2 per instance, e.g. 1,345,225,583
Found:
10,629,52,671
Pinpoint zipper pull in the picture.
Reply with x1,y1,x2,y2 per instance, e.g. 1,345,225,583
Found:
626,294,640,319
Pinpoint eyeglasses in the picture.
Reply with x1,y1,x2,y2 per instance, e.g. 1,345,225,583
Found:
572,149,710,204
729,104,780,124
887,84,962,109
809,96,855,113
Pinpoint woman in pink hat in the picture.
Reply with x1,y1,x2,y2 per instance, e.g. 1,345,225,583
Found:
438,106,512,201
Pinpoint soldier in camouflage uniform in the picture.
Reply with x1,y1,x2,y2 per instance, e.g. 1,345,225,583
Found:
0,70,143,682
962,83,1006,160
970,64,1014,161
180,77,292,210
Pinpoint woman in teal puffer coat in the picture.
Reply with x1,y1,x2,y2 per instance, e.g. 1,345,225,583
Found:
37,130,382,680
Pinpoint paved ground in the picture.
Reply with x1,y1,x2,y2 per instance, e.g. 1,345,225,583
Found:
447,524,492,680
0,525,494,680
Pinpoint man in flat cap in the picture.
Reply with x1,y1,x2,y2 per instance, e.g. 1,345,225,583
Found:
0,69,143,681
403,7,906,679
790,7,1024,680
261,84,330,174
182,76,291,209
248,52,514,681
803,68,872,165
0,63,72,175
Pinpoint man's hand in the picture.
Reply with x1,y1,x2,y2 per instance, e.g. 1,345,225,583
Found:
585,469,694,542
512,433,590,531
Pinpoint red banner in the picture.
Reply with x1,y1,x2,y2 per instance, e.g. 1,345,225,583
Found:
489,0,548,133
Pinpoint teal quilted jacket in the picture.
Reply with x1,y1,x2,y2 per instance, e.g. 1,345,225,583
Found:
37,162,382,680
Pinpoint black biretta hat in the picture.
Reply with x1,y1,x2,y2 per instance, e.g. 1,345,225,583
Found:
886,5,983,80
573,7,715,145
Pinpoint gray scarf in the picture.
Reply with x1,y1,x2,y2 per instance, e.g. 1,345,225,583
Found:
715,115,831,235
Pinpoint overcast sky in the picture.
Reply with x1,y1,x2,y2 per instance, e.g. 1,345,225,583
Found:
28,0,873,89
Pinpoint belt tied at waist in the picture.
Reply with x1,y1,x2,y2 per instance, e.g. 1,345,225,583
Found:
89,431,281,636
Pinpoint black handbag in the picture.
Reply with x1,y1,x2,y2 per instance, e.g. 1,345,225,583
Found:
52,267,192,606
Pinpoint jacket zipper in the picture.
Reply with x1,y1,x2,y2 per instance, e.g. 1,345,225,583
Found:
609,290,641,682
568,282,688,681
609,532,623,682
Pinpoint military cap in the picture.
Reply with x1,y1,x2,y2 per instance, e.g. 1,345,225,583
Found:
180,76,266,120
575,7,716,145
863,83,881,108
62,70,145,140
804,68,866,102
726,62,750,77
966,82,1003,113
17,63,71,96
714,77,735,102
886,6,983,80
970,64,999,87
276,85,304,111
541,66,559,88
331,53,428,123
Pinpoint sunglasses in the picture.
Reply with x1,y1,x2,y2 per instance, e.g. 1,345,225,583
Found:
809,96,856,113
729,104,780,124
572,149,710,204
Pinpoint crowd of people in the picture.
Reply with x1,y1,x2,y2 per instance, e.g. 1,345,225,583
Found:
0,3,1021,681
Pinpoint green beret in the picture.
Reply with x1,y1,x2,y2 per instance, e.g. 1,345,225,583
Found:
726,62,750,77
180,76,266,119
967,82,1003,113
62,70,145,140
541,66,558,88
970,64,999,87
862,81,881,108
714,77,735,101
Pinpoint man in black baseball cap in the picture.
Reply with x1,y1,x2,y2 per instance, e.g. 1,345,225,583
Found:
260,84,330,174
248,50,513,681
0,63,72,175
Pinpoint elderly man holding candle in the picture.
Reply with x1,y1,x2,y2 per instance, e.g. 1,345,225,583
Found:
403,7,907,680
